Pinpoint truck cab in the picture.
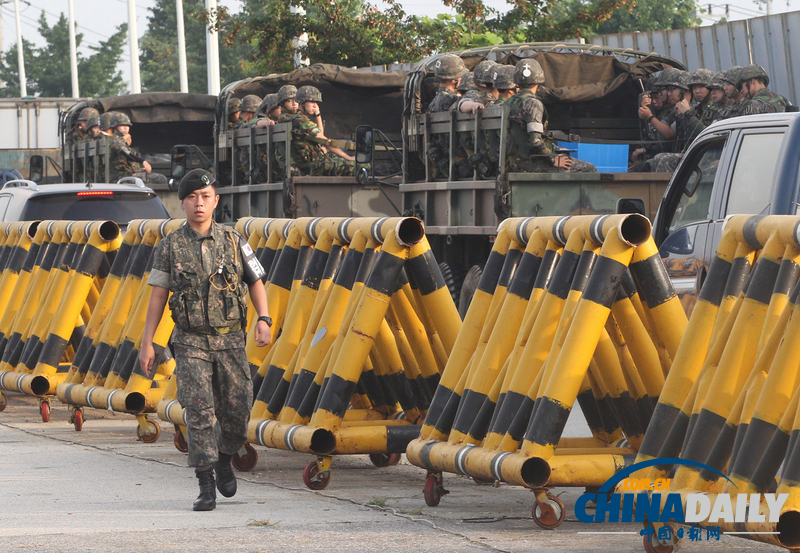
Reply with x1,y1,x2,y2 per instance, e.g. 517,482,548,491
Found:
653,112,800,312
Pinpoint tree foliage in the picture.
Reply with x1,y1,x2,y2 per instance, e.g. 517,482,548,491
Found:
0,12,127,98
140,0,250,93
550,0,700,35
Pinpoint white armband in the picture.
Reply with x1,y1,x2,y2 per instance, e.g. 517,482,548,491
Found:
527,122,544,134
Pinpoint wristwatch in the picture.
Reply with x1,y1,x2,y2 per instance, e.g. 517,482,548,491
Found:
257,315,273,327
647,115,656,123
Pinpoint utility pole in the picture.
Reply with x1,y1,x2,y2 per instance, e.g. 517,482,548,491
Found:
13,0,25,97
68,0,79,98
128,0,141,93
205,0,220,95
176,0,188,93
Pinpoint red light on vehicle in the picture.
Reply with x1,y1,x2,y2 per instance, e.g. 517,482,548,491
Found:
77,191,114,196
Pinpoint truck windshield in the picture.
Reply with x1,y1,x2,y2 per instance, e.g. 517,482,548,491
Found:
19,192,170,224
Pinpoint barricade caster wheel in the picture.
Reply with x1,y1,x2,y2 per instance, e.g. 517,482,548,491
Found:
173,429,188,453
531,493,566,530
303,460,331,490
136,419,161,443
40,399,51,423
232,443,258,472
643,522,679,553
0,391,7,412
369,453,401,467
423,473,448,507
71,408,83,431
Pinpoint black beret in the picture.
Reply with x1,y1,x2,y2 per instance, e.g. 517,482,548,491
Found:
178,168,217,200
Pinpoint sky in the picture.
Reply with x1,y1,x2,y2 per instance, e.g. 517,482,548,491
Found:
0,0,794,93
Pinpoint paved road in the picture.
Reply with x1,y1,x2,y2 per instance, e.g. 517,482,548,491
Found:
0,395,781,553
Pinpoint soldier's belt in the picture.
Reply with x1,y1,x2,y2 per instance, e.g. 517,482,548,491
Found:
193,322,242,336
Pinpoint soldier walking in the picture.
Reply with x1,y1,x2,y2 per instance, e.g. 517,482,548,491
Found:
140,168,272,511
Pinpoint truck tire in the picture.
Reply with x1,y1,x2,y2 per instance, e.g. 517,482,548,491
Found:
438,262,465,305
458,264,483,319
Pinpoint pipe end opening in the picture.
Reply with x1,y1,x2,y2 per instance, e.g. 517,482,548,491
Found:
520,457,552,488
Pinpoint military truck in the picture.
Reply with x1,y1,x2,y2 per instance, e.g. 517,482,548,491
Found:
172,45,685,310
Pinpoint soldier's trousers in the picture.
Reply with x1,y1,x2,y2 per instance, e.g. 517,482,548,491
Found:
174,344,251,468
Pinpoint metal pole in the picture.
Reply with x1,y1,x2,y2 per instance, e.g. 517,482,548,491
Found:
68,0,79,98
176,0,188,93
13,0,25,97
128,0,141,93
205,0,220,95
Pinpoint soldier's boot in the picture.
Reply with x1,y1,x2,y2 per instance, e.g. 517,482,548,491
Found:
193,468,216,511
215,453,237,498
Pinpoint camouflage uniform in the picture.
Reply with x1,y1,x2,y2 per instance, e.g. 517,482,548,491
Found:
148,221,265,469
109,134,168,185
425,53,467,179
741,87,789,115
277,112,355,176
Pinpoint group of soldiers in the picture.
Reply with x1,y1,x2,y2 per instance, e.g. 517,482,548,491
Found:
425,54,597,179
68,107,168,185
229,85,357,181
632,64,791,172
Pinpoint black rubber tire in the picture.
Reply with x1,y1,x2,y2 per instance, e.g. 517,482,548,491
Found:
438,262,465,305
458,264,483,319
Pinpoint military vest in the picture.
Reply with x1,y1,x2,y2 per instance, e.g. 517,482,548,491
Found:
505,90,550,160
167,224,248,334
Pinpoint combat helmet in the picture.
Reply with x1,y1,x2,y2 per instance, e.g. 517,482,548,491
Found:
721,66,743,86
227,97,241,115
688,68,714,88
473,60,498,87
433,53,467,80
653,67,679,89
737,64,770,87
277,85,298,104
457,72,475,93
77,107,100,121
513,58,545,86
666,70,692,91
240,94,261,113
259,94,280,115
706,72,726,90
111,112,132,127
99,112,116,132
492,65,515,90
86,114,100,129
296,85,323,104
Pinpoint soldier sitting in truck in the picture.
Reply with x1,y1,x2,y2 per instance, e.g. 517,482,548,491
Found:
505,58,596,174
653,71,706,172
716,66,749,120
227,98,241,129
249,94,280,129
739,64,791,115
70,107,100,144
455,60,500,179
234,95,261,128
109,113,168,185
427,54,468,179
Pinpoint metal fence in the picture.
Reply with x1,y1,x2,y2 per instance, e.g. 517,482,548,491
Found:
584,11,800,103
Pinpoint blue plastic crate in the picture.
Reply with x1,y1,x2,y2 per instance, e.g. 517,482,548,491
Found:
557,141,629,173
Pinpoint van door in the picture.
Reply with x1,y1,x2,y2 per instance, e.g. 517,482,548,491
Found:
654,136,728,314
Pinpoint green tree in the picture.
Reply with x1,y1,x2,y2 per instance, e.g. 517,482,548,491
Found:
0,11,127,98
140,0,250,93
550,0,700,36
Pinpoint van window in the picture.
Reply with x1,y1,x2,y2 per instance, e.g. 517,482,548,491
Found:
666,142,724,235
725,132,785,216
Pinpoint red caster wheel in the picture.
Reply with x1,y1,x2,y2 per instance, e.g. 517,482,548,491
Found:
0,391,7,412
136,419,161,443
531,493,566,530
643,523,679,553
173,430,188,453
423,473,449,507
72,408,83,432
303,460,331,490
40,400,51,423
232,443,258,472
369,452,402,467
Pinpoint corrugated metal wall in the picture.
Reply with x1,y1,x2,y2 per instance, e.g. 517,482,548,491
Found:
585,11,800,102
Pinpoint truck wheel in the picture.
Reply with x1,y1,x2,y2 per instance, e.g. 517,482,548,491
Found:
438,262,465,304
458,265,483,319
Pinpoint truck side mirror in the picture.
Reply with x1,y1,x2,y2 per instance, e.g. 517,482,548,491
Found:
616,197,646,216
170,146,188,179
29,155,44,183
355,125,373,164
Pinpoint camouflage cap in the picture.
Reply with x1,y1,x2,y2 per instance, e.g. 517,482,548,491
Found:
277,85,298,104
473,60,498,87
492,65,515,90
457,71,475,92
296,85,323,104
99,112,116,132
737,63,770,87
721,66,743,86
513,58,545,86
706,72,726,90
78,107,100,121
111,112,132,127
688,68,715,87
178,168,216,201
227,97,241,115
240,94,261,113
434,53,467,80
